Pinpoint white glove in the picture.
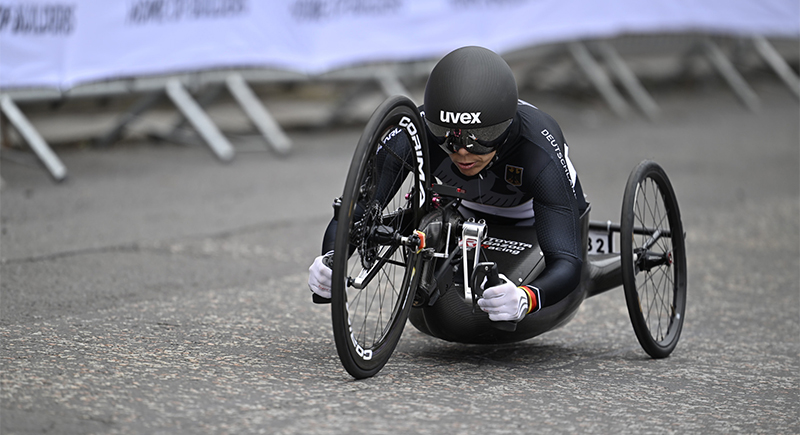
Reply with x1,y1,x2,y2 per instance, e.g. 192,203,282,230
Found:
308,252,333,299
477,274,529,322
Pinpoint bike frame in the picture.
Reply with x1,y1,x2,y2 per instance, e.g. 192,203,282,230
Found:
406,115,634,312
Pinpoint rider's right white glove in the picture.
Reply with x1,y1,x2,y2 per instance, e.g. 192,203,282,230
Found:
308,252,333,299
477,274,529,322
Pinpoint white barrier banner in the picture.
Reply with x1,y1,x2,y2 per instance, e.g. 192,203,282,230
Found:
1,0,798,89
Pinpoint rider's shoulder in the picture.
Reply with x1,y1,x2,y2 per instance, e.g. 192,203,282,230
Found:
506,102,570,169
516,100,562,134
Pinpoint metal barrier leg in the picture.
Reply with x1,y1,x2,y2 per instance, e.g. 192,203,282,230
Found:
165,79,235,161
95,90,163,147
702,38,761,111
0,94,67,182
569,42,631,118
1,106,6,188
752,36,800,100
375,69,410,97
325,81,373,126
168,83,225,135
225,73,292,155
595,41,661,121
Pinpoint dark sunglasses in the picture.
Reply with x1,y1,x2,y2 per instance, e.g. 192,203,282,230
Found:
425,118,513,155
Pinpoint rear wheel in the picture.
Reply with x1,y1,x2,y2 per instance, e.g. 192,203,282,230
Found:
330,96,427,379
621,161,687,358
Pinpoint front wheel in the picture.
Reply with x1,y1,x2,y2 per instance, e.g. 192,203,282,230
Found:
620,160,687,359
330,96,427,379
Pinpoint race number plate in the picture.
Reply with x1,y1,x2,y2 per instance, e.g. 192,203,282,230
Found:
587,228,614,254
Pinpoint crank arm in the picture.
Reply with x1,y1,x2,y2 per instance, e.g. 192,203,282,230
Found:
461,219,488,303
351,231,424,289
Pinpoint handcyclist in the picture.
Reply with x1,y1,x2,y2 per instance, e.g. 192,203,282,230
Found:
308,46,589,343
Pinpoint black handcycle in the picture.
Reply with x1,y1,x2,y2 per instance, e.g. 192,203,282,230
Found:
321,96,687,379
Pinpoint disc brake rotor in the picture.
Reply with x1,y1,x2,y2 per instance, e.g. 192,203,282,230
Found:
358,201,383,269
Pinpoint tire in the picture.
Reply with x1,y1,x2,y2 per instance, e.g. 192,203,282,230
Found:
330,96,427,379
620,161,687,359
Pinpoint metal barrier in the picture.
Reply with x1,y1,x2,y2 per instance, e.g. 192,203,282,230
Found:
1,35,797,182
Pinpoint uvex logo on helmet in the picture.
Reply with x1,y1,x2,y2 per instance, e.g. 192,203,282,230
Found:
440,111,482,125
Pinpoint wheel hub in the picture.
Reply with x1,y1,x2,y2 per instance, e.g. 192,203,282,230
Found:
359,201,384,268
635,248,671,272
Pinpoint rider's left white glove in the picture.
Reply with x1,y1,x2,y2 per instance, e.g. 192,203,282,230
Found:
308,252,333,299
477,274,529,322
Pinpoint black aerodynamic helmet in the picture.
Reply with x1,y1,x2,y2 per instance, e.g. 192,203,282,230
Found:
424,46,518,155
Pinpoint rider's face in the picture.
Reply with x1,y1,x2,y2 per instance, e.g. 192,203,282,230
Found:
449,147,496,176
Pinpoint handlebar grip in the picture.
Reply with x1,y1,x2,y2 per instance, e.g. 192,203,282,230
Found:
473,262,518,332
312,293,331,304
492,320,518,332
322,252,334,269
482,263,502,287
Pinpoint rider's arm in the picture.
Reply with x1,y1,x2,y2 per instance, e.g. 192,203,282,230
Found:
311,133,414,299
319,131,415,256
528,160,584,308
321,216,337,254
526,253,581,308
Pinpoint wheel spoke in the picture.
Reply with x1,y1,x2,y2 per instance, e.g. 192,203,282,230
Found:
330,96,426,378
623,162,686,359
635,181,674,343
638,180,673,342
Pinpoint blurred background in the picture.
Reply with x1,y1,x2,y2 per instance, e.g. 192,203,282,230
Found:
1,0,798,182
1,2,798,434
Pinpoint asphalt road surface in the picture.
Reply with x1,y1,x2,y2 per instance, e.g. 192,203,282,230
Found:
1,79,798,434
